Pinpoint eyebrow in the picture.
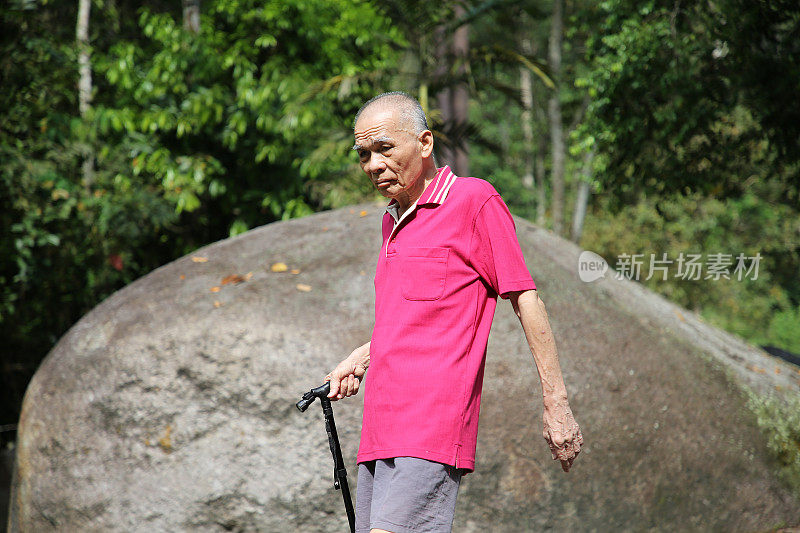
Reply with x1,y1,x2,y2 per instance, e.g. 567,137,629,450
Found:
352,135,393,151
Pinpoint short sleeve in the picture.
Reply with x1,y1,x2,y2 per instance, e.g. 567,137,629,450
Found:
470,195,536,298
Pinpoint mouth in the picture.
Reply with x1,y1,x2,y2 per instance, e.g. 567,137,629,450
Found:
375,179,395,188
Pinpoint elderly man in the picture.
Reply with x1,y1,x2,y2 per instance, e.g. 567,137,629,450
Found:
326,92,582,533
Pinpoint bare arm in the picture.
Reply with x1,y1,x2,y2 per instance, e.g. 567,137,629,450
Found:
326,341,370,400
509,289,583,472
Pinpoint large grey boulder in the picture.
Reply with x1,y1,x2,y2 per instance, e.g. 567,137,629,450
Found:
9,204,800,532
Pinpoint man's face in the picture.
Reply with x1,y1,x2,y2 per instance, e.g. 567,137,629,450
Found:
353,107,427,200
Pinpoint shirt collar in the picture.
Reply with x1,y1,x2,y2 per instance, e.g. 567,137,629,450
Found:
418,165,457,206
385,165,457,221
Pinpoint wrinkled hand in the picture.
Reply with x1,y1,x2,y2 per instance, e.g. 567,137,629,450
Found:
543,399,583,472
325,354,368,400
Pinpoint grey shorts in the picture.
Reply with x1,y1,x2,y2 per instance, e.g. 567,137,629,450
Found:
355,457,463,533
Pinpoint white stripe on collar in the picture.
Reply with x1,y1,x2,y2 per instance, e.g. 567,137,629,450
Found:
431,168,456,204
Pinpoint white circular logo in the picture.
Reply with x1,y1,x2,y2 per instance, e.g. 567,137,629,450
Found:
577,250,608,282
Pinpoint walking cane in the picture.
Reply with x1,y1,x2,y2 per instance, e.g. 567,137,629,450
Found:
296,382,356,533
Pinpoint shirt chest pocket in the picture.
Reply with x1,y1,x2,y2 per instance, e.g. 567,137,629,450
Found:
399,247,450,301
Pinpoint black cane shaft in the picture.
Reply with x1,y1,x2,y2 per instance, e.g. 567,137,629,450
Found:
339,473,356,532
322,399,344,468
321,401,336,462
319,397,355,533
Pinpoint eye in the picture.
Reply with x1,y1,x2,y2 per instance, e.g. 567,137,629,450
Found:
358,150,369,161
380,145,393,154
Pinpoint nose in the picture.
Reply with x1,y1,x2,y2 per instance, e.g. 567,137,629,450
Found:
364,152,387,176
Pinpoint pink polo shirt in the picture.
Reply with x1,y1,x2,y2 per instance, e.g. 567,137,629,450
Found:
358,166,536,472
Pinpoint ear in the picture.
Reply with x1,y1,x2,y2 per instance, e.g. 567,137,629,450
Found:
418,129,434,158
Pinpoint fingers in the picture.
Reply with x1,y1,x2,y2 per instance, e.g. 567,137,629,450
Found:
325,368,362,400
342,374,361,398
326,372,340,399
327,363,350,399
545,426,583,472
551,442,578,472
557,441,579,472
341,374,353,398
346,374,360,396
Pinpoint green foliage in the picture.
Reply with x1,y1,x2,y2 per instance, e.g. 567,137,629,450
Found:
710,0,800,163
96,0,402,228
0,0,402,437
466,5,580,224
577,0,800,205
468,71,542,218
747,389,800,496
767,307,800,355
1,0,164,428
581,189,799,351
573,0,800,352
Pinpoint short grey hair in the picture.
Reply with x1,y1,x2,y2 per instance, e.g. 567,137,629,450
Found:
354,91,429,134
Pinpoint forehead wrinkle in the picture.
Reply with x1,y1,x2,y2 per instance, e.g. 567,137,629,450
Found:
355,110,415,137
354,119,391,138
354,123,415,144
353,110,417,155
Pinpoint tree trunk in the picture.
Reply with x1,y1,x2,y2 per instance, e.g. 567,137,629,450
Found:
434,26,452,168
451,4,469,176
520,37,534,191
183,0,200,33
532,79,548,228
535,111,547,227
76,0,93,185
548,0,565,235
521,34,548,225
571,150,595,243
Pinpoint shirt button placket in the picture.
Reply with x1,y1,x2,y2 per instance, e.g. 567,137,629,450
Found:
387,223,400,257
